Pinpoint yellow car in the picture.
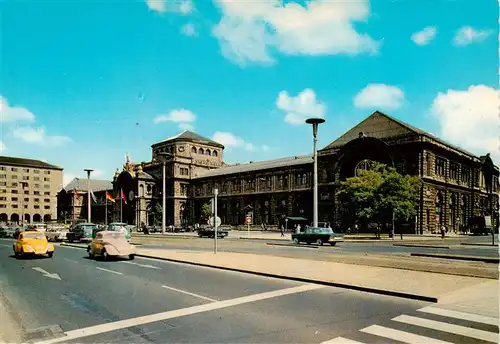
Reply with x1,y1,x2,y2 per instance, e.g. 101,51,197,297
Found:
13,231,55,258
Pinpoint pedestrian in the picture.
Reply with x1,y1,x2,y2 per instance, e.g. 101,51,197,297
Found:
141,222,149,235
280,225,284,237
296,223,301,234
441,225,446,239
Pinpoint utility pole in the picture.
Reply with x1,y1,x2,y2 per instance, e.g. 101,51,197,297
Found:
84,169,93,223
306,118,325,228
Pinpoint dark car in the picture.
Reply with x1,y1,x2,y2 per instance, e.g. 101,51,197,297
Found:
292,227,344,246
197,227,228,238
66,223,99,243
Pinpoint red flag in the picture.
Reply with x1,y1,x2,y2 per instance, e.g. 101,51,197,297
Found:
121,189,127,205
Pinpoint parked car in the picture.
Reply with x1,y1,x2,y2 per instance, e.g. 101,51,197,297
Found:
45,225,69,242
67,223,99,242
292,227,344,246
87,231,136,260
13,231,55,258
197,227,228,238
106,222,132,242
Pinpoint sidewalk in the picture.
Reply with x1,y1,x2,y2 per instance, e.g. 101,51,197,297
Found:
136,248,495,306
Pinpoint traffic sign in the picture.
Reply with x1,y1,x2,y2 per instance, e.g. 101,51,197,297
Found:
208,216,221,227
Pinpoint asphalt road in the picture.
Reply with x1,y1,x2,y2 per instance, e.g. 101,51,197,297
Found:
0,240,497,344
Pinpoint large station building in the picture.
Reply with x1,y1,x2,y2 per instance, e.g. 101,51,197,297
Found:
112,111,499,234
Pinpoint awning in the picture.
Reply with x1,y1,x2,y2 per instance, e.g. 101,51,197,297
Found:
286,217,308,221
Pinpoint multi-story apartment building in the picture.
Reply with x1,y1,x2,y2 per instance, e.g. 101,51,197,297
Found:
111,111,499,234
0,156,63,224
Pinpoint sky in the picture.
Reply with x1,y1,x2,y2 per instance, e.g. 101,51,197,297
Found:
0,0,498,188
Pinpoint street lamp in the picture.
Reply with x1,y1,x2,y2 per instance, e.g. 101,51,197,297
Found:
20,182,28,227
158,152,173,234
305,117,325,228
84,169,93,223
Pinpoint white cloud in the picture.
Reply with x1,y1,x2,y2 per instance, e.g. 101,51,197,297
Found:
145,0,194,14
453,26,492,46
261,144,270,152
430,85,500,163
153,109,196,123
0,96,36,122
178,122,195,131
181,23,198,37
212,0,380,66
212,131,267,152
11,126,72,147
353,84,405,111
411,26,437,45
0,141,6,153
276,88,326,125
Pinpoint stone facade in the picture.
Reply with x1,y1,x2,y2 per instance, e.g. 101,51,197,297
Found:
111,112,500,233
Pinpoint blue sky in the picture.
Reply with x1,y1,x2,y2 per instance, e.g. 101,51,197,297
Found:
0,0,498,187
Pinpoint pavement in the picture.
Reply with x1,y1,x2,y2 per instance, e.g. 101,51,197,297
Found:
0,239,497,344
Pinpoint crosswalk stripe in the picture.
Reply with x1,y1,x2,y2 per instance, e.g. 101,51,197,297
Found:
320,337,365,344
393,314,499,343
361,324,453,344
418,306,499,326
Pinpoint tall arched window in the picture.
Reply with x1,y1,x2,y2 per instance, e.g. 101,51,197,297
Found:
205,149,211,156
191,147,197,153
212,150,218,157
301,173,307,186
198,148,204,154
435,191,443,230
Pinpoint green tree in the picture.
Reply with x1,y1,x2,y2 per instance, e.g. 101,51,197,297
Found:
200,202,212,222
339,163,421,232
147,202,162,225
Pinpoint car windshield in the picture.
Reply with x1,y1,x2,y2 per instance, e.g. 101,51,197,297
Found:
103,232,126,240
311,228,334,234
23,233,45,240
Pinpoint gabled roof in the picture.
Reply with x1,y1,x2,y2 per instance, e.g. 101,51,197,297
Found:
63,178,113,192
322,111,479,159
193,155,312,179
0,156,63,170
152,130,224,149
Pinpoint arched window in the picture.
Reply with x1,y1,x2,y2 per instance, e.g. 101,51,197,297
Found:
301,174,307,186
212,150,218,157
205,149,211,156
191,147,197,153
139,184,145,197
198,148,204,154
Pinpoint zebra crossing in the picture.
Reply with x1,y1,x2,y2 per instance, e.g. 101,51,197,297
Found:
321,305,499,344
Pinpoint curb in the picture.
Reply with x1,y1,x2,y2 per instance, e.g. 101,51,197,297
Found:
266,242,319,249
238,237,289,242
461,243,499,247
410,252,499,263
135,253,438,303
393,244,450,249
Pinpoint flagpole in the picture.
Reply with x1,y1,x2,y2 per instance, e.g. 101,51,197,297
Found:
120,188,123,223
105,196,108,226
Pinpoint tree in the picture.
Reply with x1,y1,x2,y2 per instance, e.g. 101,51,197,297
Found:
147,202,162,225
201,202,212,222
339,163,422,233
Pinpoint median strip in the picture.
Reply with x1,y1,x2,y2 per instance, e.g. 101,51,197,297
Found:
410,253,499,264
266,242,319,249
393,243,450,249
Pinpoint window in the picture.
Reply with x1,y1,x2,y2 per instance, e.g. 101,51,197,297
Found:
11,167,18,172
24,197,29,202
12,190,18,194
0,182,5,186
44,184,50,189
0,197,6,201
0,174,6,179
11,197,18,202
34,169,40,174
232,180,241,191
44,198,50,202
450,162,459,180
44,205,50,209
44,177,50,182
191,146,197,153
0,204,6,208
34,191,40,195
198,148,204,154
12,182,18,187
212,150,218,157
34,198,40,202
180,184,188,196
205,149,211,156
12,204,18,209
23,176,29,180
34,177,40,181
34,184,40,188
11,175,17,179
44,191,50,195
34,205,40,209
435,157,446,176
44,171,50,175
24,191,29,195
0,167,5,171
180,168,189,176
23,168,29,173
425,153,431,176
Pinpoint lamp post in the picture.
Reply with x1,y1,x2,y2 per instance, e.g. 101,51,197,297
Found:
20,182,28,227
83,169,93,223
158,152,173,234
305,117,325,228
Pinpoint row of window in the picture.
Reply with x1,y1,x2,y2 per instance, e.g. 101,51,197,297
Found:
0,189,51,196
191,146,218,157
433,156,473,184
180,167,189,176
0,166,51,174
0,196,50,202
0,182,51,189
0,174,50,181
0,204,50,209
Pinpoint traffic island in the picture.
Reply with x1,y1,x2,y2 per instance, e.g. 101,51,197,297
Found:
410,253,499,264
265,242,319,249
393,243,450,249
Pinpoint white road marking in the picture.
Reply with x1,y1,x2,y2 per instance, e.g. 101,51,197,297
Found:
32,267,62,280
393,314,499,343
361,324,453,344
321,337,365,344
34,283,323,344
418,306,499,326
161,285,217,302
121,261,161,270
95,267,123,275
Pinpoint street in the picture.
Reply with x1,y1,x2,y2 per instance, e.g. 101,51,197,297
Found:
0,241,498,344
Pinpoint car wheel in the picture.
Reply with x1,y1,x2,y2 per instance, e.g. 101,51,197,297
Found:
87,247,94,259
47,251,54,258
129,254,135,260
102,249,108,261
293,238,299,244
316,239,323,246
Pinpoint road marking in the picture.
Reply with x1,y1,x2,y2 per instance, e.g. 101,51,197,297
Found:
321,337,365,343
34,283,323,344
32,267,62,280
95,267,123,275
361,324,453,344
161,285,217,302
121,261,161,270
63,258,78,263
393,314,499,343
418,306,499,326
